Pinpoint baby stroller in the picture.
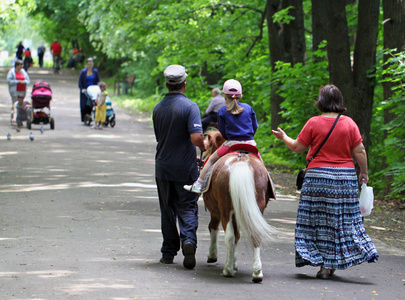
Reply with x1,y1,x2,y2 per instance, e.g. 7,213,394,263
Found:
29,82,55,130
83,85,100,126
103,97,116,128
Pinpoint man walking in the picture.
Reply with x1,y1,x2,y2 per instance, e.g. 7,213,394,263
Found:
37,42,46,68
153,64,205,269
50,39,62,72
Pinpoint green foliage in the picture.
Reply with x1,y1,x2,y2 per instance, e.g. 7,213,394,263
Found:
256,42,329,167
0,8,47,62
0,0,20,33
79,0,269,100
113,87,162,117
26,0,100,64
379,50,405,198
272,6,295,24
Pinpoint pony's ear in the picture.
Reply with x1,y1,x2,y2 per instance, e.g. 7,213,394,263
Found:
214,133,226,147
207,133,213,143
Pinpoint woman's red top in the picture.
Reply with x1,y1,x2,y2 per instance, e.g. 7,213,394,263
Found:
15,71,26,92
297,115,362,169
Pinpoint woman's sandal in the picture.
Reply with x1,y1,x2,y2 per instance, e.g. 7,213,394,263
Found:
316,268,331,279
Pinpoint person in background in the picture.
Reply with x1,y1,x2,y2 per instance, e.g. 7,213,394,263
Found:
272,84,379,279
37,42,46,68
16,42,24,60
7,60,30,123
78,58,101,123
201,87,226,132
153,64,205,269
23,48,32,71
12,96,31,132
50,39,62,71
76,49,85,65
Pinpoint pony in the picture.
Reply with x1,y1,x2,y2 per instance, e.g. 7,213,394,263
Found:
201,129,277,283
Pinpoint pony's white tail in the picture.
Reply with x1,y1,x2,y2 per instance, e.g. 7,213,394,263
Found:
229,161,276,246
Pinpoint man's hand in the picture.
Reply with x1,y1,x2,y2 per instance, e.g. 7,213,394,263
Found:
190,132,206,152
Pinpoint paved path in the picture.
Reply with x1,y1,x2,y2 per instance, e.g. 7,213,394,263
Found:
0,67,404,299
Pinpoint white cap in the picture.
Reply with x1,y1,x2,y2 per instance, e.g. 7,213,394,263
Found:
164,65,187,84
222,79,242,95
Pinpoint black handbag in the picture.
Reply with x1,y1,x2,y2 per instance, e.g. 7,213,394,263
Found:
296,114,341,190
296,168,306,190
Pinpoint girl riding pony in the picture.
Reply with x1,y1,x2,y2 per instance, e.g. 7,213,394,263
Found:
184,79,259,194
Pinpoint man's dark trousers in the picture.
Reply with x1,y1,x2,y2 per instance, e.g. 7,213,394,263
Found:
156,178,199,259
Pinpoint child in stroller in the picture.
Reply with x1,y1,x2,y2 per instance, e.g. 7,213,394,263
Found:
103,96,116,127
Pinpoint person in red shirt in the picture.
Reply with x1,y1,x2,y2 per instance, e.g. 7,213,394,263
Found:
272,84,378,280
7,60,30,122
23,48,32,71
50,39,62,73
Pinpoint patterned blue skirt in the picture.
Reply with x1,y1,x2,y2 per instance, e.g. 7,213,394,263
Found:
295,167,379,270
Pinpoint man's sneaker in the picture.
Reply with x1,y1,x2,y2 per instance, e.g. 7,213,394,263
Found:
183,242,196,269
183,183,202,194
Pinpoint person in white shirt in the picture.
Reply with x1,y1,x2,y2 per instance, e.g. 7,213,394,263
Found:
201,87,225,132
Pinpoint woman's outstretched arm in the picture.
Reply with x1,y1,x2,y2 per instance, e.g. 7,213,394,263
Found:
272,127,307,153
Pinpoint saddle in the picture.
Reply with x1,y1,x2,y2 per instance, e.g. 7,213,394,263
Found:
203,143,260,168
227,143,260,159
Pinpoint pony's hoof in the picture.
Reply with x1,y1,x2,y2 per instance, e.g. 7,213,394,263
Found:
252,277,263,283
252,269,263,283
222,268,236,277
207,257,217,263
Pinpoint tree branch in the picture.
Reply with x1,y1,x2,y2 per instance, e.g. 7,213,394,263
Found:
245,2,267,57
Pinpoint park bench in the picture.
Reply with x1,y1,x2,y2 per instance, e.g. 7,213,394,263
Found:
114,74,135,96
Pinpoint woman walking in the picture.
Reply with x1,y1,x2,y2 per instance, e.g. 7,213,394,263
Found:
7,60,30,123
272,84,378,279
78,57,100,123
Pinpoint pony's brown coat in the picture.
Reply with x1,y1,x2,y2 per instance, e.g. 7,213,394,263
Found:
202,130,275,246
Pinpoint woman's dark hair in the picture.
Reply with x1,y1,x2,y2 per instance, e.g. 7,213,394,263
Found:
315,84,347,113
15,60,23,66
166,80,186,91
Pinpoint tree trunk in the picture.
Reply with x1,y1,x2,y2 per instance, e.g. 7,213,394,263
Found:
266,0,305,129
382,0,405,123
289,0,306,64
322,0,379,153
311,0,327,52
323,0,354,105
381,0,405,192
352,0,380,150
267,0,289,129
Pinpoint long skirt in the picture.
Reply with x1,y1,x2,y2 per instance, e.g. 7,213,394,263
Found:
295,167,379,270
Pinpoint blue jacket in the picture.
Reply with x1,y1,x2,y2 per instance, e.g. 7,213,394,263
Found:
217,102,258,141
78,68,100,90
